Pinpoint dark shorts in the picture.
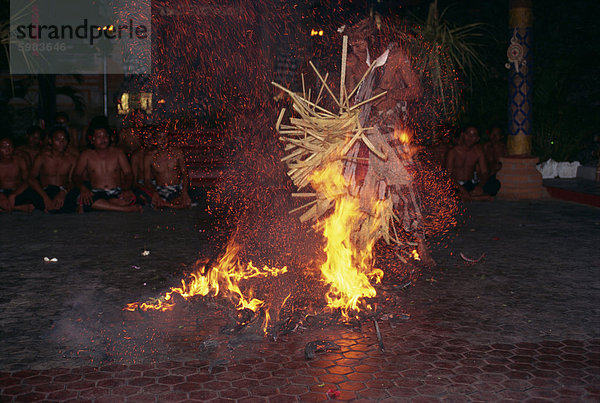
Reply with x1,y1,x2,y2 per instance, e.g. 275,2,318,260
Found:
133,184,153,205
92,188,122,201
44,185,79,213
80,184,122,212
459,180,478,193
155,184,183,202
0,187,45,210
459,174,501,196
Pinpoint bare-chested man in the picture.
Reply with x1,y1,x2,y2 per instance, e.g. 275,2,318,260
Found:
343,19,436,264
118,110,144,158
0,137,44,212
73,126,141,212
16,126,43,167
143,131,191,209
345,29,421,118
446,126,501,201
483,126,508,176
29,126,79,213
55,112,82,153
130,126,155,205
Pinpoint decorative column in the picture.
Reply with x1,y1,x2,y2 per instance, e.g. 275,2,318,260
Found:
497,0,545,199
506,0,532,155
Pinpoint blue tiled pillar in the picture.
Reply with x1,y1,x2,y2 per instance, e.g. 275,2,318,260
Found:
507,0,532,155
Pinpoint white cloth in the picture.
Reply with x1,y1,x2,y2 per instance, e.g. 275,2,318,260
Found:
536,159,581,179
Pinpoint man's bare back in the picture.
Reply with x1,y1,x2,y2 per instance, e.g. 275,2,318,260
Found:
346,39,421,111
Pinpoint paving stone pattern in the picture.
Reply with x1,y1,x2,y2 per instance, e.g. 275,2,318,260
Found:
1,200,599,401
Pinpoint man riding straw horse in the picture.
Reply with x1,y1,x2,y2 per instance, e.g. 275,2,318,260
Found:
341,18,433,264
275,17,434,265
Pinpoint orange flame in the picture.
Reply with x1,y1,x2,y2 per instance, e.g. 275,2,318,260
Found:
126,161,398,324
394,126,419,159
411,249,420,261
311,163,383,319
397,129,410,144
124,240,287,316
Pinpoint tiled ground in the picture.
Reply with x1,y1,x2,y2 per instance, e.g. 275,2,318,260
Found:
1,334,598,401
1,199,599,401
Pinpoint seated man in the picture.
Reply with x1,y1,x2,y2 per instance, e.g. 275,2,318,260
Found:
29,126,79,213
0,137,44,212
73,126,141,212
117,109,144,158
446,126,501,201
483,125,508,176
55,111,82,153
16,126,44,167
143,130,191,209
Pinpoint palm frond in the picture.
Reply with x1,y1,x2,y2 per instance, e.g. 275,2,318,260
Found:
400,1,488,121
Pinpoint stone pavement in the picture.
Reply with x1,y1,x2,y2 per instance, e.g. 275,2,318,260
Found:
1,199,599,402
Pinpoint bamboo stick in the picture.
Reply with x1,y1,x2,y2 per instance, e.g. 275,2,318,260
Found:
292,94,337,116
340,126,366,156
340,35,348,111
314,73,328,107
341,156,370,162
275,108,286,131
349,90,387,111
348,62,377,100
289,199,317,214
308,61,341,109
281,149,304,162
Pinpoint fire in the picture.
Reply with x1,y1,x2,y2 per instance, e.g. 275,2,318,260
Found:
124,160,416,325
125,148,414,324
398,129,410,144
411,249,420,261
394,126,419,159
311,162,383,319
124,240,287,314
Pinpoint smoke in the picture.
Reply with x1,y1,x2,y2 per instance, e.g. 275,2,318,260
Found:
46,287,236,367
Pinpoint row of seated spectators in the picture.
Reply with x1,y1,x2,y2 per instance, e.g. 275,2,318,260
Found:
0,113,203,213
428,125,507,201
2,112,508,213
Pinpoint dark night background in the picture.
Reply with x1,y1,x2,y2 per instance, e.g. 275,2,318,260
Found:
1,0,599,162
